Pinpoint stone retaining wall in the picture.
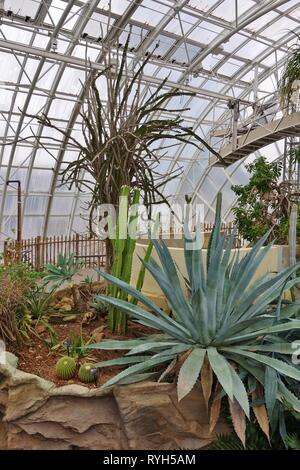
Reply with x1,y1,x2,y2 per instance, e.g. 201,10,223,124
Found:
0,353,229,450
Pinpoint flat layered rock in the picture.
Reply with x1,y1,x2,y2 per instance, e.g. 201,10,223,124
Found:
0,353,230,450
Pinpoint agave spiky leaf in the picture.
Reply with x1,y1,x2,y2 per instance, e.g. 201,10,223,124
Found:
88,192,300,444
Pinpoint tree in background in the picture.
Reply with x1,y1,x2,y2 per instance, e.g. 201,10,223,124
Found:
232,156,300,244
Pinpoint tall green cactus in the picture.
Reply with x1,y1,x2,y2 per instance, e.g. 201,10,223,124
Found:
107,185,141,334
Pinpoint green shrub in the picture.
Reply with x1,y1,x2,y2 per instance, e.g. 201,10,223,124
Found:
232,157,300,244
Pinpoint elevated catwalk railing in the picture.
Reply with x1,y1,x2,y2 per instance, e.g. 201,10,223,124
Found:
210,99,300,167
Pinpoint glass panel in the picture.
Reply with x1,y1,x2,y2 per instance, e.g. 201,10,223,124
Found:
218,58,245,77
24,196,48,215
237,40,268,60
47,217,69,236
51,196,73,215
247,11,278,32
28,169,53,192
22,216,44,238
83,12,109,38
132,0,170,26
165,12,196,35
188,20,222,43
7,0,41,18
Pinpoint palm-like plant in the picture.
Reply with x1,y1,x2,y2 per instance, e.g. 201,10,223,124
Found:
89,194,300,445
43,253,82,311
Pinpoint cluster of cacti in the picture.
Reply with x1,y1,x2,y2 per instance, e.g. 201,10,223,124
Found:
107,185,141,334
106,185,161,333
55,356,76,380
56,357,98,384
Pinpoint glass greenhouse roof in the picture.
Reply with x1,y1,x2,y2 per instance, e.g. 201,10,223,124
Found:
0,0,299,241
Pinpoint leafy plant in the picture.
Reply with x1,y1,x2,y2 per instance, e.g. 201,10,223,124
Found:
208,421,272,450
25,285,54,324
88,193,300,445
210,402,300,449
64,328,93,359
0,262,43,344
279,35,300,109
232,157,300,244
43,253,82,311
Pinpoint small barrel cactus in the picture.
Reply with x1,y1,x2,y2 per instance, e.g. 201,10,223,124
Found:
78,363,96,383
56,356,76,380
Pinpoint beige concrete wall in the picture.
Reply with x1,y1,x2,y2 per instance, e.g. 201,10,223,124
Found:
131,240,291,309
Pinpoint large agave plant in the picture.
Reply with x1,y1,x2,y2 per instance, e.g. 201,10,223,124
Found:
89,194,300,445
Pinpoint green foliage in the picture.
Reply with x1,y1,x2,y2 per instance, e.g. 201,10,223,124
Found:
88,192,300,445
43,253,81,288
91,297,108,315
0,261,42,287
232,157,300,244
0,262,43,344
279,37,300,108
209,404,300,449
209,422,272,450
82,275,93,288
43,253,82,311
55,356,77,380
78,363,95,383
64,328,93,359
285,434,300,449
24,285,54,323
31,33,221,249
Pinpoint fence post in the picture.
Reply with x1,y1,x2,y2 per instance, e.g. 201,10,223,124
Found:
36,236,41,271
75,233,79,258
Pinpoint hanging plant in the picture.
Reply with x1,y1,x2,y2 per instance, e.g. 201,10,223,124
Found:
279,35,300,109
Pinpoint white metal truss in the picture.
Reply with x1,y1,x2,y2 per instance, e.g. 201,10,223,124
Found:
0,0,299,239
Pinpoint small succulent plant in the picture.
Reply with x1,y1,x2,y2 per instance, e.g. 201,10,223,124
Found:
56,356,76,380
78,363,97,383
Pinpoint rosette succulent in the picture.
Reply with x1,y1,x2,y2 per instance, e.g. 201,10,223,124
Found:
88,194,300,444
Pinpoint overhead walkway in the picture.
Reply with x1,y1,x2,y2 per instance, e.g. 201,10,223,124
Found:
213,111,300,167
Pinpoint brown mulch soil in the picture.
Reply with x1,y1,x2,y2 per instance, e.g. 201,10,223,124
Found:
8,314,155,389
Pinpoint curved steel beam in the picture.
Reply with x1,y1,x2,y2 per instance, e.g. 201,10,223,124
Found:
0,0,75,235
